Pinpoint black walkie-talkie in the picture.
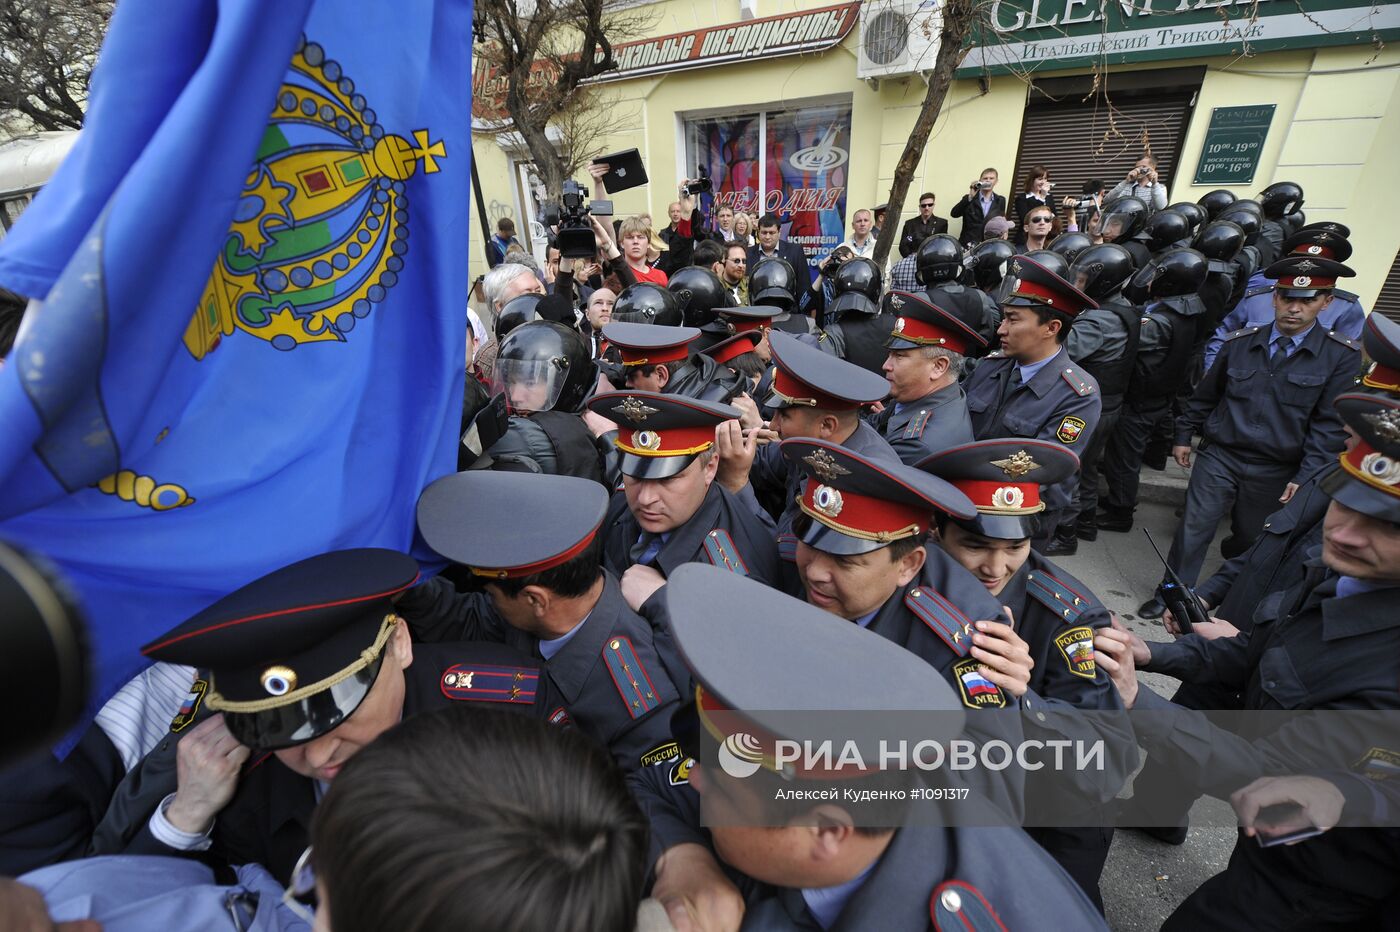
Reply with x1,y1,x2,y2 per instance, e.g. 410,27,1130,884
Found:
1144,529,1209,634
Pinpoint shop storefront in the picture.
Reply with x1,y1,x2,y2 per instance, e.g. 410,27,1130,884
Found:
470,0,1400,307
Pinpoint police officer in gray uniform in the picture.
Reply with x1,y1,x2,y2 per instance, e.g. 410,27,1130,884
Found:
1141,254,1361,614
588,391,781,587
1095,391,1400,932
1063,244,1140,549
719,331,897,547
919,234,1000,348
922,439,1137,911
873,291,986,466
963,257,1102,551
398,471,685,774
630,564,1107,932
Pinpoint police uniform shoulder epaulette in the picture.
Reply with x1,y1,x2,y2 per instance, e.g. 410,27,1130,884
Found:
1244,284,1274,298
1025,566,1101,625
777,533,797,564
1333,287,1359,302
1326,329,1360,350
440,663,540,705
703,528,749,575
1222,325,1263,343
901,408,933,439
905,586,973,657
1059,365,1095,396
602,636,662,720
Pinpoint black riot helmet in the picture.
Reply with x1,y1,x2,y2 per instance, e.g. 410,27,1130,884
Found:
1281,209,1306,238
1231,199,1264,220
491,320,595,415
1048,232,1093,264
1142,210,1191,254
1023,249,1070,279
750,257,798,311
969,240,1016,292
1069,244,1136,301
667,267,733,328
1196,189,1237,220
1098,196,1148,244
1191,220,1245,267
495,293,542,341
1126,247,1207,303
612,282,682,326
1217,206,1261,241
1165,201,1206,232
827,258,884,317
916,234,965,285
1258,181,1304,219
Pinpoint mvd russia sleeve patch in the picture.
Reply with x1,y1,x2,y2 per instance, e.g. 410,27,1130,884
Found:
603,636,661,720
1355,747,1400,781
930,880,1007,931
170,678,208,733
704,529,749,575
440,664,539,704
1056,415,1087,444
641,741,682,768
1053,626,1098,680
669,756,694,786
952,658,1006,709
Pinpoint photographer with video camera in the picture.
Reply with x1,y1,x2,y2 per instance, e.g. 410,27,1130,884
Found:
1062,179,1106,234
656,173,710,277
950,167,1006,247
1106,155,1167,213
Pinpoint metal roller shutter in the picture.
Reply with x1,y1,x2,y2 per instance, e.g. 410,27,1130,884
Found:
1010,92,1196,222
1375,246,1400,323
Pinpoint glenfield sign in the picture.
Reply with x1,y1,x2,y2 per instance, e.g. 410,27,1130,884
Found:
957,0,1400,77
473,2,859,122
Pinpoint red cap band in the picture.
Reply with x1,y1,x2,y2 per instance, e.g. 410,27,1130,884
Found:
951,479,1044,515
1008,278,1082,316
1277,274,1336,291
615,423,716,457
800,482,929,543
1291,242,1340,260
1364,362,1400,393
616,343,692,367
696,686,872,780
1340,440,1400,501
890,315,976,355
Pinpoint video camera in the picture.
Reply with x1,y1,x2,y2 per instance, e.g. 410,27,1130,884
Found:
554,179,600,260
683,165,713,197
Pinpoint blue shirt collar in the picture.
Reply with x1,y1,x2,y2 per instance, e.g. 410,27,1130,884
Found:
1335,576,1400,600
1268,322,1315,351
852,609,879,629
539,610,592,661
1015,352,1057,384
800,860,879,929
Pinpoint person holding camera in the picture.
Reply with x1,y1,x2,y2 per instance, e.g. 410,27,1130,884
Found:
656,180,705,277
1106,155,1167,213
950,167,1006,247
1062,179,1106,234
1013,166,1054,245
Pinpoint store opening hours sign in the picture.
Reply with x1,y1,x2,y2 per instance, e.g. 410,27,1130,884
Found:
1193,105,1275,185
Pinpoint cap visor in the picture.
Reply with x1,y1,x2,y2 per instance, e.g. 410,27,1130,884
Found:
619,451,700,480
1276,287,1325,299
954,513,1036,542
1321,466,1400,524
798,516,894,556
223,654,384,751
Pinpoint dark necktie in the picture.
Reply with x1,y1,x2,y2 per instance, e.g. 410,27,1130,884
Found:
1269,335,1291,370
997,367,1022,415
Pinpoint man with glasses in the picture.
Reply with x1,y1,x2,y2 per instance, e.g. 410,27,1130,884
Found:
898,192,948,257
718,242,748,304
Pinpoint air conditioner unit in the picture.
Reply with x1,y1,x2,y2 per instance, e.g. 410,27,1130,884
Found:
856,0,942,82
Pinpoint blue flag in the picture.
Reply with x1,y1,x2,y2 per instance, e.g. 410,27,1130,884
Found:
0,0,471,730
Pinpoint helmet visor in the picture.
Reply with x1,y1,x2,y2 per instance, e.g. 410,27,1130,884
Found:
491,356,567,415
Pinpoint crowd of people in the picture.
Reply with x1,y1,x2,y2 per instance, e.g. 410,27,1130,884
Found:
3,156,1399,932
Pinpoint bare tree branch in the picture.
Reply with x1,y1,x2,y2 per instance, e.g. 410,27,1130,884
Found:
0,0,111,134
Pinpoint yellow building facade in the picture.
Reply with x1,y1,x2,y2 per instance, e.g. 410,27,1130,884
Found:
470,0,1400,307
